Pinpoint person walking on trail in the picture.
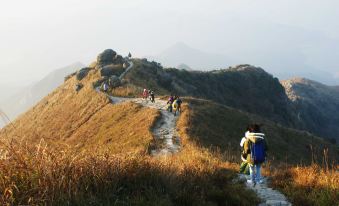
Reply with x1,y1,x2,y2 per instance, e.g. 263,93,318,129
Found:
148,89,152,101
150,90,155,103
142,89,149,100
167,95,174,112
101,82,109,92
239,127,250,175
172,96,182,116
243,124,268,186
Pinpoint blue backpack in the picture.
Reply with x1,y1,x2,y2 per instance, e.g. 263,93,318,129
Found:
250,139,265,164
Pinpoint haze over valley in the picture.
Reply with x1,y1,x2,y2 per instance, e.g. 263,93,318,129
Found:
0,1,338,205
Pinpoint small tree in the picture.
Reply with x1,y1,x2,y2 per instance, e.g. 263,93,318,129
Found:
128,52,132,58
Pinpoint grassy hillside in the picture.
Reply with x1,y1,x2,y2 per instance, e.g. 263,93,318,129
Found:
0,69,157,154
0,66,260,205
124,59,297,127
0,62,84,124
0,52,337,205
270,165,339,206
177,98,339,206
122,59,339,147
282,78,339,144
177,98,338,165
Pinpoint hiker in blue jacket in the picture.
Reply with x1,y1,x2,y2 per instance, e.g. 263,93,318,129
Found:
243,124,268,186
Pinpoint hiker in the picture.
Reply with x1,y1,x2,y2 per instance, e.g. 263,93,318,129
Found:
172,96,182,116
243,124,268,186
101,82,109,92
148,89,152,101
142,89,149,100
150,90,155,103
239,128,250,175
167,95,174,112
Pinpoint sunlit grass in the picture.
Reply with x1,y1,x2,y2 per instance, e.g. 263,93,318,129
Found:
270,165,339,206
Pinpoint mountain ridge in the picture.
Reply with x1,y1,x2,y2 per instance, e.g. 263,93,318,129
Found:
0,62,85,127
281,77,339,143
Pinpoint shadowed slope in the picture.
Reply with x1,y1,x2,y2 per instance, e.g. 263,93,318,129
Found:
177,98,338,164
282,77,339,143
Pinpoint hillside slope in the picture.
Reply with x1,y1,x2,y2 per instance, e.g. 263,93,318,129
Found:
178,98,338,164
0,52,262,205
0,62,84,127
0,68,157,153
282,78,339,143
0,49,337,205
124,60,298,127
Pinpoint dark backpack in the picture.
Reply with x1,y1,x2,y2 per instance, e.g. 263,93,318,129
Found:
250,139,265,164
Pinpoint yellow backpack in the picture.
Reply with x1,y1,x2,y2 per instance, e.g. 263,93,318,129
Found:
172,100,178,110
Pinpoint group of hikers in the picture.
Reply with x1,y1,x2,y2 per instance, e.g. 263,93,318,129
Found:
142,89,182,116
239,124,268,186
166,95,182,116
142,89,155,103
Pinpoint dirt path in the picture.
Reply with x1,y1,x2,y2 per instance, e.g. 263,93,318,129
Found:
106,97,181,156
133,98,180,156
239,175,292,206
119,61,134,80
96,60,180,156
98,60,292,203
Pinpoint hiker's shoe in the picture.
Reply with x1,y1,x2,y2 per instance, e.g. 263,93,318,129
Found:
247,180,257,187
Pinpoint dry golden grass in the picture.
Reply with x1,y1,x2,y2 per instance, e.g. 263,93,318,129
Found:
1,69,336,205
109,84,142,97
0,71,159,154
0,134,259,205
270,165,339,206
66,101,158,154
0,70,108,144
0,73,260,205
177,98,339,206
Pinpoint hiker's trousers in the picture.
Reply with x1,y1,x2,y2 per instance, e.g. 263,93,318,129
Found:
249,164,261,182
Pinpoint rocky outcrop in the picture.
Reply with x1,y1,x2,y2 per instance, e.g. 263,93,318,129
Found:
100,65,116,77
281,78,339,143
97,49,117,68
76,67,92,81
95,49,127,80
114,55,124,65
108,75,121,88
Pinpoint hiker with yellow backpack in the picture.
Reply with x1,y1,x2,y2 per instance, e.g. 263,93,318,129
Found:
239,128,250,175
242,124,268,186
172,96,182,116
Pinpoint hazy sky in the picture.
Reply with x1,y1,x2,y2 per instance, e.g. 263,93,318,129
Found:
1,0,339,85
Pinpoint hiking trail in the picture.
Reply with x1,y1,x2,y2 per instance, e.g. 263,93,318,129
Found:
239,175,292,206
96,60,180,156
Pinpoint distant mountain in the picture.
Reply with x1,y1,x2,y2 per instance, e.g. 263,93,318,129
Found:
176,63,192,71
147,42,235,70
0,62,84,127
0,84,25,102
281,78,339,143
